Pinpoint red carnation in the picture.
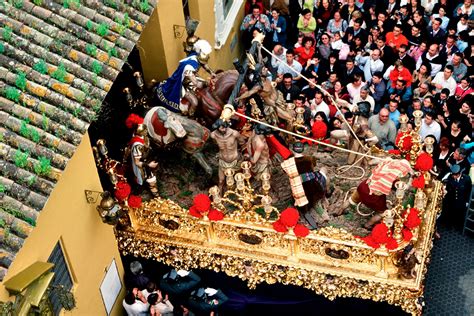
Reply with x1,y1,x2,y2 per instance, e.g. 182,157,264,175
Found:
128,195,142,208
125,113,144,129
280,208,300,227
208,209,224,221
404,208,421,229
114,181,131,201
371,223,389,244
412,175,425,189
414,153,433,172
395,132,412,152
311,121,327,140
189,206,203,218
402,228,413,241
273,219,288,233
294,224,310,237
385,237,399,250
193,194,211,212
360,235,380,249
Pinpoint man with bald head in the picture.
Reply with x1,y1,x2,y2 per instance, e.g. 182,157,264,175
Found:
368,108,397,150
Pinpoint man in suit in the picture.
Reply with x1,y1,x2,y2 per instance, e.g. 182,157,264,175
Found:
341,58,364,86
376,36,397,71
160,269,201,297
441,164,472,230
344,19,368,45
427,18,447,45
397,44,416,72
384,0,400,16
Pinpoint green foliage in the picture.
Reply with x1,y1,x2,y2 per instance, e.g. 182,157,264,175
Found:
42,113,49,130
0,42,4,54
14,149,29,168
0,183,5,193
15,71,27,91
104,0,118,9
9,0,23,9
178,190,192,198
63,0,80,9
33,156,52,176
96,23,109,37
33,0,42,5
26,174,37,186
138,0,150,12
52,63,67,82
344,210,354,221
85,20,95,32
107,46,118,58
0,218,5,228
19,119,40,144
5,86,21,102
0,203,36,226
91,60,102,75
85,43,97,57
2,26,12,42
72,106,82,117
115,13,131,35
49,285,76,311
33,59,48,74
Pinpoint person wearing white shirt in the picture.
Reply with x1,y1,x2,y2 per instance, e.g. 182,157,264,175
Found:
431,65,457,96
123,288,149,316
351,86,375,113
419,112,441,142
355,49,384,82
312,91,330,118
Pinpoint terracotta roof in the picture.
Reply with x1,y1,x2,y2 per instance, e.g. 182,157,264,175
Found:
0,0,156,281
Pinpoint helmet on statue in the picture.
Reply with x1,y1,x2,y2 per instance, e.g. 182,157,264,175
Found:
193,39,212,65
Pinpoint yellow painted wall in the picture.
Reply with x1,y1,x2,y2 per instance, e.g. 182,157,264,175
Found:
0,132,125,315
139,0,244,83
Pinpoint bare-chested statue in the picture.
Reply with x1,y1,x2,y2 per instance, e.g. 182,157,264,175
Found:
247,124,271,180
235,64,294,126
210,119,246,188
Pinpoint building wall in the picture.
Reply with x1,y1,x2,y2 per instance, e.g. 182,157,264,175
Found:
0,132,125,315
139,0,244,83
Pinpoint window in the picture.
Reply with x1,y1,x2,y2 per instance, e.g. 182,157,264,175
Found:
48,242,74,315
214,0,244,49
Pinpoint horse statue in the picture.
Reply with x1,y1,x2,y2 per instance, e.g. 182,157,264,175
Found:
184,70,239,127
144,106,212,175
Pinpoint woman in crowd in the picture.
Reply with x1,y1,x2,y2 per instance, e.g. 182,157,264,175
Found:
412,62,432,88
326,10,348,37
318,33,333,60
454,77,473,103
295,36,315,66
346,74,365,102
434,136,452,179
429,5,450,30
297,8,317,38
316,0,334,32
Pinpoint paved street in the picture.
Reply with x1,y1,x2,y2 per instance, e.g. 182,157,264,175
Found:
423,225,474,316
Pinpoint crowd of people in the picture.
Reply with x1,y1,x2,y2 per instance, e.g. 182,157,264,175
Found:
123,261,228,316
240,0,473,231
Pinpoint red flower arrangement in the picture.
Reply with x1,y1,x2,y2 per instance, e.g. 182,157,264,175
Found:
359,223,398,250
273,207,310,238
193,194,212,212
272,220,288,233
128,195,142,208
115,181,131,201
412,174,425,189
403,208,421,229
125,113,144,129
414,153,433,172
395,132,413,152
280,208,299,227
402,228,413,241
311,121,327,140
188,194,224,221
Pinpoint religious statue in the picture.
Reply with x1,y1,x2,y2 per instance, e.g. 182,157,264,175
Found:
125,114,160,196
155,39,214,116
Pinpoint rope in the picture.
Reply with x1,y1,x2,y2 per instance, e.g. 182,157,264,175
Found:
259,44,365,149
234,111,388,161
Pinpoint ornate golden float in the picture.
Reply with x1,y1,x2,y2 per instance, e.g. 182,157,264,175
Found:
115,175,442,316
